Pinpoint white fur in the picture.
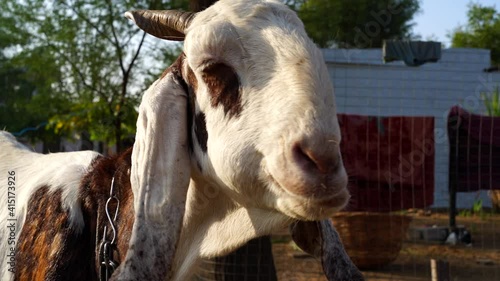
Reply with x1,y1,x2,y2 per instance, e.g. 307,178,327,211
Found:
0,131,100,280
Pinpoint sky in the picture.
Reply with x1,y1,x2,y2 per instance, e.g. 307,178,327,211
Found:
412,0,498,47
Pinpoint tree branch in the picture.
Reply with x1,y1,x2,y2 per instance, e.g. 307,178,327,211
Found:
119,32,147,111
105,0,126,75
47,43,114,113
59,1,116,47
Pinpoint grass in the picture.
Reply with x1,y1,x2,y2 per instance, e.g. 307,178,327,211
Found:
481,86,500,117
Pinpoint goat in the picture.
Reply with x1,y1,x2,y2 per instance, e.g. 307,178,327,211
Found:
0,0,364,280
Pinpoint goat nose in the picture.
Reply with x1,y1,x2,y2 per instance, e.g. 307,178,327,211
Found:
292,141,340,174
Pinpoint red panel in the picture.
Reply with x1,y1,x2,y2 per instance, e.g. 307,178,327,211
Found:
338,114,435,212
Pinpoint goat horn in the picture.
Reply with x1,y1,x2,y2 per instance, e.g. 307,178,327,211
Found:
125,10,196,41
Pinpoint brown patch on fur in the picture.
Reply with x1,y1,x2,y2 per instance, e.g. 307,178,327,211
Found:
194,112,208,152
185,63,198,95
15,186,95,281
161,54,184,79
160,68,171,79
201,63,242,118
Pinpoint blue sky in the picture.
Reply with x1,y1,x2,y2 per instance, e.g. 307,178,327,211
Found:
412,0,498,46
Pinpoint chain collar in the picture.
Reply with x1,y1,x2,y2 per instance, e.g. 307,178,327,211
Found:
99,176,120,281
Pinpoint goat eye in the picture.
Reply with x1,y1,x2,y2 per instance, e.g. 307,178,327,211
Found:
201,63,242,118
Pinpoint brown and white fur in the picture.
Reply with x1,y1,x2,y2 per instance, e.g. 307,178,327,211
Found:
0,0,363,280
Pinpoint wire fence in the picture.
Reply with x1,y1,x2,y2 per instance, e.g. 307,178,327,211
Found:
12,47,500,281
187,47,500,281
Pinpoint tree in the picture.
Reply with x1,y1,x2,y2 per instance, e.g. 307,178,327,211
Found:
0,6,66,144
450,4,500,66
2,0,188,151
0,58,71,144
289,0,421,48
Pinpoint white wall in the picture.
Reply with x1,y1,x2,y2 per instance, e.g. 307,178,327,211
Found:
324,48,500,208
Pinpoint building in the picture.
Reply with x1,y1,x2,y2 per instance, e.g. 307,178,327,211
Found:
325,47,500,208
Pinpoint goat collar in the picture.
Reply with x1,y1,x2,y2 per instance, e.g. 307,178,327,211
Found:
98,176,120,281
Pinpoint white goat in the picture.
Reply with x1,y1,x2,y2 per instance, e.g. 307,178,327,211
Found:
0,0,363,280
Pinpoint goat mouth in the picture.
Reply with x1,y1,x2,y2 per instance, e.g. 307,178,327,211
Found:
267,166,348,200
267,173,350,219
313,188,350,209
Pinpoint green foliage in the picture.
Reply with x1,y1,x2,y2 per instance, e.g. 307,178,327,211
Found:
473,199,483,214
0,14,66,142
459,198,490,220
458,208,472,217
450,4,500,66
1,0,187,150
290,0,421,48
481,86,500,117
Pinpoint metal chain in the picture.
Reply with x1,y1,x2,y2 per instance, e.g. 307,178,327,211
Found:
99,177,120,281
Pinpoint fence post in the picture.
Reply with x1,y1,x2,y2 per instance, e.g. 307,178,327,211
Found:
431,259,450,281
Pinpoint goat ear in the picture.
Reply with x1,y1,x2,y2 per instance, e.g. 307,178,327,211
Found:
111,66,190,280
290,220,365,281
125,10,196,41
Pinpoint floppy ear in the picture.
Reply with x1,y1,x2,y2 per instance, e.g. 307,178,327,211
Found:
290,220,365,281
111,64,190,280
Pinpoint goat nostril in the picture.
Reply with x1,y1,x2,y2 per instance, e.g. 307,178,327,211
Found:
292,144,317,171
292,143,337,174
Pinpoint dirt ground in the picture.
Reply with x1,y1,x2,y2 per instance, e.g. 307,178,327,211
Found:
271,212,500,281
